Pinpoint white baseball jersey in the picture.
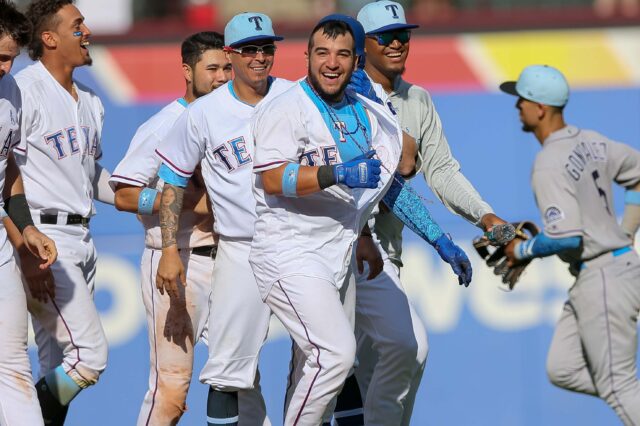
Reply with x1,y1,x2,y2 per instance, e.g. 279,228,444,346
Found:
0,74,21,266
14,61,103,217
156,77,294,239
110,99,214,249
250,83,403,298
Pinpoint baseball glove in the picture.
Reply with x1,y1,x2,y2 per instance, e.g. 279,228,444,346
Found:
472,221,540,290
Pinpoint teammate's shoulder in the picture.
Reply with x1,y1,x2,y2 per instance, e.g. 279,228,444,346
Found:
258,81,303,112
14,62,44,90
402,80,433,103
144,100,185,129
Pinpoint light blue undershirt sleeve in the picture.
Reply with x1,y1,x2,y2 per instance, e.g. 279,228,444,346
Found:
515,233,582,260
382,173,444,245
158,164,189,188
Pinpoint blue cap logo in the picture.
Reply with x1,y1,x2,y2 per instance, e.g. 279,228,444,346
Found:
224,12,284,47
357,1,419,35
500,65,570,107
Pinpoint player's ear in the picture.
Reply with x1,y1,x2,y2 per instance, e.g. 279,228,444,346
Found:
41,31,57,50
305,50,310,68
182,63,193,84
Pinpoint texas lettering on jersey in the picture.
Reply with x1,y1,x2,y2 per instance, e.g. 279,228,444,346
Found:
299,146,340,166
43,125,99,160
211,136,252,172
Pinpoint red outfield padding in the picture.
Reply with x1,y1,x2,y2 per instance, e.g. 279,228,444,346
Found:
106,36,483,103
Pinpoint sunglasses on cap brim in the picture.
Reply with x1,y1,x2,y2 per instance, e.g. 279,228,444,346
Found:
368,30,411,46
224,44,277,56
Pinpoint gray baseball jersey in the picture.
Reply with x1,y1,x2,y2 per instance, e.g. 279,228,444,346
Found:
536,125,640,425
373,76,493,265
531,125,640,263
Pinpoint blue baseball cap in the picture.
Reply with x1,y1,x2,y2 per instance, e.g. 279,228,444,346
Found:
357,1,419,35
500,65,570,107
224,12,284,47
318,14,365,58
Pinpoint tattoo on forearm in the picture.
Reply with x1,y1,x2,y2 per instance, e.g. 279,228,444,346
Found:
160,184,184,248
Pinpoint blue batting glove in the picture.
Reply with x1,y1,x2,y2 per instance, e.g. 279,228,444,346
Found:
333,152,381,189
348,69,383,105
434,234,473,287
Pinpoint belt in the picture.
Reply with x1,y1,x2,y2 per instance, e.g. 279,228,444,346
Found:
40,213,90,226
191,245,217,259
579,246,632,270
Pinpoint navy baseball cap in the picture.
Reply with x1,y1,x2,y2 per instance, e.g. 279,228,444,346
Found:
357,1,419,35
224,12,284,47
318,14,365,58
500,65,570,107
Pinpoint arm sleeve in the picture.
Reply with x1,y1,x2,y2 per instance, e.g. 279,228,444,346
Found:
155,108,205,180
382,173,444,245
253,98,306,172
515,233,582,260
417,92,493,226
607,139,640,188
92,162,115,205
110,118,169,190
532,166,583,237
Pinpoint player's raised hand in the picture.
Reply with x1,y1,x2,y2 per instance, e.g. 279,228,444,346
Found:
348,69,382,104
21,225,58,269
156,247,186,298
334,150,382,189
434,234,473,287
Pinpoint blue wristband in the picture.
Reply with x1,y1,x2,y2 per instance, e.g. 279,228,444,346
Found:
138,187,158,215
282,163,300,197
625,190,640,205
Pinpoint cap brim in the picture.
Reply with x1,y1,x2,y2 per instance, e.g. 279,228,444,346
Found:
499,81,519,96
228,35,284,47
367,23,419,34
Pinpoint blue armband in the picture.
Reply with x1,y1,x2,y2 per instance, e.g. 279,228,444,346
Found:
625,190,640,205
158,164,189,188
515,233,582,260
382,173,444,245
137,187,158,215
282,163,300,197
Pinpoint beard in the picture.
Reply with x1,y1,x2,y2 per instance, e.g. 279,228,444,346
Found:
307,67,351,103
521,123,534,133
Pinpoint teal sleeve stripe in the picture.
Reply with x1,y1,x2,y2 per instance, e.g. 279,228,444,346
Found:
159,164,189,188
515,233,582,260
624,190,640,205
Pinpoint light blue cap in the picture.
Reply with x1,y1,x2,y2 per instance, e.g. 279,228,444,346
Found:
500,65,570,107
357,1,419,35
224,12,284,47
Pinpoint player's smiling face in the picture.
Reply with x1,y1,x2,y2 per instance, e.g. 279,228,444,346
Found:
0,35,20,79
50,5,92,67
364,31,410,78
191,49,232,98
228,40,275,89
306,31,356,102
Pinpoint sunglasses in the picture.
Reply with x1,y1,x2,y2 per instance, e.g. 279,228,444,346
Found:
227,44,277,56
369,31,411,46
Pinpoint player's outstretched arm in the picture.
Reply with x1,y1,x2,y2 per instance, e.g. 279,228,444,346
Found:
156,165,187,298
382,173,472,286
261,151,382,197
93,162,115,205
114,183,161,214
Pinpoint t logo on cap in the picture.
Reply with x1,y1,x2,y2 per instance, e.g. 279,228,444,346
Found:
385,4,399,18
248,15,263,31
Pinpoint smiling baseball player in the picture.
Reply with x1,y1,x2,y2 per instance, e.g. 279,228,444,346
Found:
155,13,293,426
0,2,59,425
14,1,115,424
110,32,232,425
501,65,640,425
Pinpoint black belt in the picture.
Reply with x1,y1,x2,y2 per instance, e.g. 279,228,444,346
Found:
40,213,90,226
191,245,217,259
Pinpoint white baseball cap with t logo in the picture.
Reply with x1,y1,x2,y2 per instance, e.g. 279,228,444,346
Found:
500,65,570,107
357,0,419,35
224,12,284,47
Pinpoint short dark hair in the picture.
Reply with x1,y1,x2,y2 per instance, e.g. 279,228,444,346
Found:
308,20,354,54
181,31,225,68
0,0,32,47
26,0,74,60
